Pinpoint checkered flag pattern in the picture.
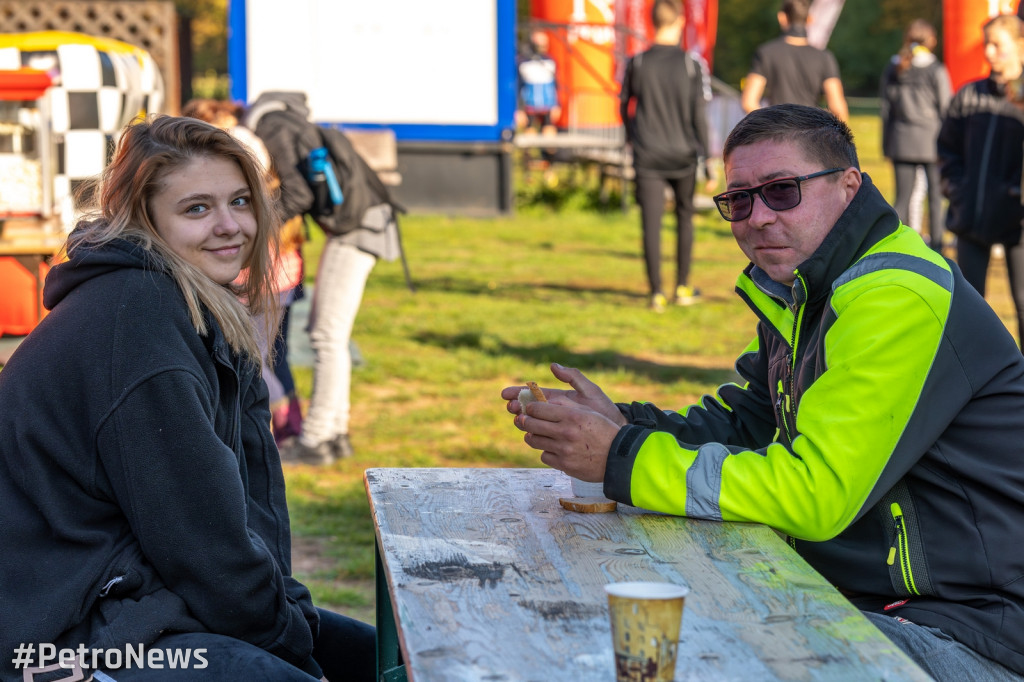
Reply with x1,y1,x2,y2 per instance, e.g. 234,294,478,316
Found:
0,34,164,227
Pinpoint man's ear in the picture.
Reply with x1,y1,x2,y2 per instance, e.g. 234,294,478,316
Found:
841,168,862,201
777,11,788,30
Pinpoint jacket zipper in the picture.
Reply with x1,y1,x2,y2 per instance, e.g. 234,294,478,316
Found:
780,277,805,443
775,379,787,442
887,502,920,595
780,277,807,552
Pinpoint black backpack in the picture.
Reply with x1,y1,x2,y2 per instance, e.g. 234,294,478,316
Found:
301,126,400,237
300,125,415,291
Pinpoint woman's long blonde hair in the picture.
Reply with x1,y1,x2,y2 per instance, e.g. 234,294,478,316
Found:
67,115,280,361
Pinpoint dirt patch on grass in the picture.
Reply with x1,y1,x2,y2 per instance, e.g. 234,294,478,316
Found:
291,536,376,626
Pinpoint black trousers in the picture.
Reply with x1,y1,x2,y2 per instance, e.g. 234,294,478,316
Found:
635,168,697,296
92,608,375,681
957,236,1024,346
892,161,944,251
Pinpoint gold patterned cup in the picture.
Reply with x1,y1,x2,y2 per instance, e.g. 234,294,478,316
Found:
605,581,689,682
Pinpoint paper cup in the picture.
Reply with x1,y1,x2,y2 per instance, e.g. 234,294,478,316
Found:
570,476,605,498
605,581,689,682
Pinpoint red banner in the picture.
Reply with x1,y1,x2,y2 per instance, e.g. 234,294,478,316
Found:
943,0,1018,92
612,0,718,69
683,0,718,73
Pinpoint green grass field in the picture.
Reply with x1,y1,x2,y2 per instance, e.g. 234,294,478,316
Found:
283,114,1018,625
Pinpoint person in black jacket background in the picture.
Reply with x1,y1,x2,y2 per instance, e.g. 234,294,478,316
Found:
0,116,374,681
879,19,951,251
619,0,713,312
939,13,1024,346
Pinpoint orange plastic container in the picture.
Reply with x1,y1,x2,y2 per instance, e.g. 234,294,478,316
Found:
532,0,620,129
943,0,1018,93
0,256,49,336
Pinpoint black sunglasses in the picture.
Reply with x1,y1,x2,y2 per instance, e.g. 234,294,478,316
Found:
713,168,844,222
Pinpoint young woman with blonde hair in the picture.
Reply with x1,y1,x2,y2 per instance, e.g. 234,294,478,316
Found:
0,115,374,681
939,13,1024,345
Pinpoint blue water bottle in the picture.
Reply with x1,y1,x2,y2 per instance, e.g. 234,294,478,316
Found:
308,147,344,206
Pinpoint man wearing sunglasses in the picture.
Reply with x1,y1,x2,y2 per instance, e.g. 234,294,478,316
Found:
505,104,1024,679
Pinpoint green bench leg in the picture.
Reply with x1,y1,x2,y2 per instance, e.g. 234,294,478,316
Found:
376,543,407,682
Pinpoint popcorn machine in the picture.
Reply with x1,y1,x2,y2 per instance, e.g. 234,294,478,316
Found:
0,67,56,228
0,67,61,337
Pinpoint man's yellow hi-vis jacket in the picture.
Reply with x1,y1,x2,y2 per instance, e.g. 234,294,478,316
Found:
604,175,1024,674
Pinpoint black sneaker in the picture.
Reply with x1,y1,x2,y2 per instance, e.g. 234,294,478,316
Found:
333,434,355,459
279,439,336,466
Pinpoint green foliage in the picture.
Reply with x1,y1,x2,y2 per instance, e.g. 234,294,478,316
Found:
513,162,629,214
174,0,228,74
828,0,892,97
713,0,779,91
190,71,230,100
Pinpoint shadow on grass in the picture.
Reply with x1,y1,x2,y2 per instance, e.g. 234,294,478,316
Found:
400,275,646,301
412,331,737,386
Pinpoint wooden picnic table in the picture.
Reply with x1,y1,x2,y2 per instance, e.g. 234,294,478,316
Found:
364,467,931,682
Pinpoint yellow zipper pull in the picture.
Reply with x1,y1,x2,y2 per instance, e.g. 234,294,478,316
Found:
888,501,903,567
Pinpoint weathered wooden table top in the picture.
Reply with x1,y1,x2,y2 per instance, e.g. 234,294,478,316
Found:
365,467,930,682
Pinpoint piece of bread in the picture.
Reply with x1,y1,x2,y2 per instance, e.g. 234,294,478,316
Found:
559,496,618,513
518,381,548,413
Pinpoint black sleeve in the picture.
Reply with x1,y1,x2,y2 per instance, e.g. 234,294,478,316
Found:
689,55,711,158
937,90,967,206
620,58,634,143
257,114,316,222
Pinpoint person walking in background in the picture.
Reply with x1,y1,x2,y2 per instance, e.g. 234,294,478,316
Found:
879,20,951,253
619,0,713,312
741,0,849,122
182,98,306,446
938,14,1024,345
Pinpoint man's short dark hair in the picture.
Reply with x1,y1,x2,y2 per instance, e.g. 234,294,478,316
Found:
782,0,810,27
723,104,860,171
652,0,682,30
